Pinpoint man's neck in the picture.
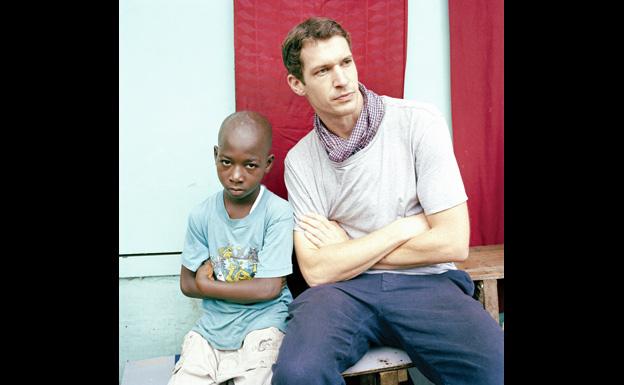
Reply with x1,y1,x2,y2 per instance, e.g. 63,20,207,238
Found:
317,90,364,139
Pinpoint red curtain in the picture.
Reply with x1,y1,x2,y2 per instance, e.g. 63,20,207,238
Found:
448,0,504,246
234,0,407,199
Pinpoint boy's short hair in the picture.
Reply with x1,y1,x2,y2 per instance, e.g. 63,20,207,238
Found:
219,111,272,153
281,17,351,83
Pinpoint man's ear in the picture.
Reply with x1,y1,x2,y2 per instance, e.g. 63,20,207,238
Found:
213,145,219,160
264,154,275,173
287,74,305,96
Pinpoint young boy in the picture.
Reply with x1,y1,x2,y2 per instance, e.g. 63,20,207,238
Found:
168,111,294,385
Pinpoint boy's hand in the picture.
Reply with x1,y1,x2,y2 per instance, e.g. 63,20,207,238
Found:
196,260,215,280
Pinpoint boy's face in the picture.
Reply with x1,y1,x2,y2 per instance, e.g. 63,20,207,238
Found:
287,35,360,122
214,126,273,204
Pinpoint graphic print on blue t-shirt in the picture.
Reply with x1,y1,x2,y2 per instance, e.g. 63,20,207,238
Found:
212,245,259,282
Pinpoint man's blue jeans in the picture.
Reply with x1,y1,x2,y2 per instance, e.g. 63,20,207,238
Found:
271,270,503,385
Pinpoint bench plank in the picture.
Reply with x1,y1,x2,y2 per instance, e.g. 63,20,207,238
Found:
343,347,413,377
457,244,504,324
121,356,175,385
456,244,504,281
482,279,500,321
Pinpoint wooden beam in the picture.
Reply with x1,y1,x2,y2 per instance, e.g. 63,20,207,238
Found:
379,370,399,385
482,279,500,323
359,374,378,385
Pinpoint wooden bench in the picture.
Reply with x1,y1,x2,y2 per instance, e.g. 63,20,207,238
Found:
342,244,504,385
456,244,505,326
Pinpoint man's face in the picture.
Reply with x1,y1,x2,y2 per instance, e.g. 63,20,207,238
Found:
289,35,360,122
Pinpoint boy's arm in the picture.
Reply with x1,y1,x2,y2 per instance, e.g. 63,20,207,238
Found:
293,214,425,286
180,264,284,304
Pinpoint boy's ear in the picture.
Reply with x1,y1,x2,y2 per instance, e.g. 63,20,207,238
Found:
287,74,305,96
213,145,219,160
264,154,275,173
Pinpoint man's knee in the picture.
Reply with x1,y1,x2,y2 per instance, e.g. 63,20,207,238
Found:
458,342,503,385
271,359,323,385
480,344,504,384
272,336,350,385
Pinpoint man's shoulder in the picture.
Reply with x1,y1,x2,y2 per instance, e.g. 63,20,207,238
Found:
285,129,317,165
381,95,444,118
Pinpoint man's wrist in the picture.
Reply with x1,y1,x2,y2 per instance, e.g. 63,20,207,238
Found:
385,217,414,244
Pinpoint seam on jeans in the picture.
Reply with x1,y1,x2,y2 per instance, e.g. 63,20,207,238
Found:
337,310,379,369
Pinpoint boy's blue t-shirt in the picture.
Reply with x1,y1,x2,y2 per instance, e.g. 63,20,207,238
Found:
181,186,294,350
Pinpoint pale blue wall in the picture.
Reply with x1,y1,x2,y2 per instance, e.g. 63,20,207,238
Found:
119,0,235,255
118,0,234,381
119,1,448,383
119,277,202,381
404,0,452,132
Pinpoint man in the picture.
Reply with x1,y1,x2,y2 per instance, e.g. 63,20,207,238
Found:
271,17,503,385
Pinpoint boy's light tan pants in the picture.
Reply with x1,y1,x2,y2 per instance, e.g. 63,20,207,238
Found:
168,327,284,385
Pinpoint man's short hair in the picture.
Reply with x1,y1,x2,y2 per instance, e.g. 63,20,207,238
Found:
281,17,351,83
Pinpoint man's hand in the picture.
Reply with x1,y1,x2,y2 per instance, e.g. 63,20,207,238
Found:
196,260,215,281
298,213,350,248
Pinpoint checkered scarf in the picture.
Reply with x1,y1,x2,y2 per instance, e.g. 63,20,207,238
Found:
314,83,385,163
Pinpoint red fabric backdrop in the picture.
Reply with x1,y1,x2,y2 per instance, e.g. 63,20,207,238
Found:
449,0,504,246
234,0,407,199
